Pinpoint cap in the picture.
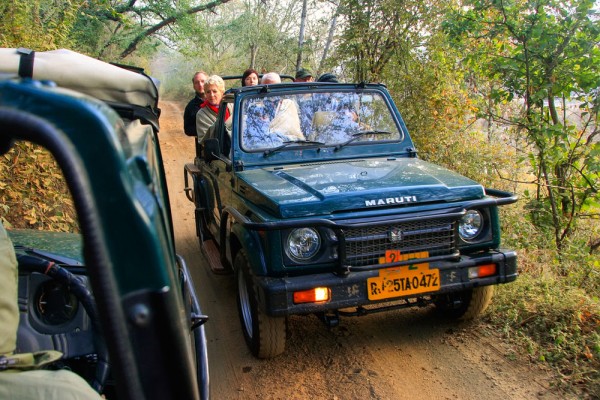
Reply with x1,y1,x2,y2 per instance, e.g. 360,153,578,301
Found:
317,72,338,83
295,68,313,79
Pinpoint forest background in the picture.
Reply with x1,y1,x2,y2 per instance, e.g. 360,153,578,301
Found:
0,0,598,396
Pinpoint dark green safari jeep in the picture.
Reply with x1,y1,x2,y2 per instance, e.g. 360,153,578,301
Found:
184,79,518,359
0,49,208,399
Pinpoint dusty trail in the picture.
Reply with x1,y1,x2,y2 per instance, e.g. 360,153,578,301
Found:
158,100,562,400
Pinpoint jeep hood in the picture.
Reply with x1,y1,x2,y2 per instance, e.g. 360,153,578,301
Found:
8,229,84,265
237,158,484,218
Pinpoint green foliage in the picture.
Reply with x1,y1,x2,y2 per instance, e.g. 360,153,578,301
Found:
0,0,82,49
69,0,158,60
489,274,599,397
493,192,600,396
502,199,599,284
220,2,290,71
65,0,235,61
334,0,436,82
444,0,600,253
378,33,511,187
0,143,77,232
157,0,335,99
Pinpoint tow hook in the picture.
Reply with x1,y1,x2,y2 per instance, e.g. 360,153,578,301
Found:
317,311,339,328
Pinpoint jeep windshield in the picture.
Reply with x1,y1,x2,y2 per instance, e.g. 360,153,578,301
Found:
240,90,401,151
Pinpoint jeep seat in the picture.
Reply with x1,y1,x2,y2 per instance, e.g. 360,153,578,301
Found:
308,111,337,142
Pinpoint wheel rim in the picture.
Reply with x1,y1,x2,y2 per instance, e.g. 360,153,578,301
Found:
237,269,254,340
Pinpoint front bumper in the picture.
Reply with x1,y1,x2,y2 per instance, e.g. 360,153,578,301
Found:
255,249,517,317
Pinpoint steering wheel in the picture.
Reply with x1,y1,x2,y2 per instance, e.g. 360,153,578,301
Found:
16,254,109,393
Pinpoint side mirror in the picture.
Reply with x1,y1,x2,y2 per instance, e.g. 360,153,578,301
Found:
203,138,219,162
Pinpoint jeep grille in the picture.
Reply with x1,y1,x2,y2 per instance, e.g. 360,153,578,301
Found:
343,219,457,267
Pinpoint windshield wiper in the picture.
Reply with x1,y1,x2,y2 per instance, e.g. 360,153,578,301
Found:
263,140,325,157
334,130,393,151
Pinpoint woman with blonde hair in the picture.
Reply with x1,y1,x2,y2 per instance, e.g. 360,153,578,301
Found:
196,75,230,140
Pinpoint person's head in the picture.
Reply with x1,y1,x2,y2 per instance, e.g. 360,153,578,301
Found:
203,75,226,106
317,72,338,83
192,71,208,96
261,72,281,85
294,68,313,82
242,68,259,87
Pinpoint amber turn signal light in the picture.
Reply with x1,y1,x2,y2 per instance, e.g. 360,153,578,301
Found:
468,264,497,279
293,287,331,304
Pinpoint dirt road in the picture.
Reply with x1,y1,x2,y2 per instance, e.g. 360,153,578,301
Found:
158,100,562,400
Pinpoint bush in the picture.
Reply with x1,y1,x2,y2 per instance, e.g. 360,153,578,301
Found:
416,110,600,396
488,270,600,397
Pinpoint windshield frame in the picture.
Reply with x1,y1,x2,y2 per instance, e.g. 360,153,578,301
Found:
222,83,415,168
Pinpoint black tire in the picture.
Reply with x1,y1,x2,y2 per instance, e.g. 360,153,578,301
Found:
234,250,286,358
434,286,494,320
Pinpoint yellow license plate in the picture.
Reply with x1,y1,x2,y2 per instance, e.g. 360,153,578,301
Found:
367,251,440,301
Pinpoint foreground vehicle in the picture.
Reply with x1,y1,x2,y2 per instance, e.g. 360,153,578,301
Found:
184,79,518,358
0,48,209,399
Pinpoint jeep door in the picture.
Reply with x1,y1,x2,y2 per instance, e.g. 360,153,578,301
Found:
200,102,234,245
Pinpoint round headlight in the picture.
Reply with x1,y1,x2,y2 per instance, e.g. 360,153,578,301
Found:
459,210,484,240
286,228,321,261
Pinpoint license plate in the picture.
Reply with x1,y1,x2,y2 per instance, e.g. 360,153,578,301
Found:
367,251,440,301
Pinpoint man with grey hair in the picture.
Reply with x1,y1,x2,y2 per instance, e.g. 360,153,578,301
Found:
183,70,208,136
260,72,281,85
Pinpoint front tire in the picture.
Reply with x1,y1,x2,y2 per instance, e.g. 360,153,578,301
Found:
234,250,286,358
434,286,494,320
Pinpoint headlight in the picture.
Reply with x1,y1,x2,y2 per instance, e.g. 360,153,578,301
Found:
286,228,321,261
459,209,483,241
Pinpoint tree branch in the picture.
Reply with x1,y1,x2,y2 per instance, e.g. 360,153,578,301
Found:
119,0,233,59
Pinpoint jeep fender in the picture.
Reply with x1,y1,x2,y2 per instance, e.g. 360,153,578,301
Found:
193,174,211,209
230,221,267,276
184,164,213,209
184,167,214,239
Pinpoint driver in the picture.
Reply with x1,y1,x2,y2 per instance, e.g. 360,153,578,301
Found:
0,223,103,400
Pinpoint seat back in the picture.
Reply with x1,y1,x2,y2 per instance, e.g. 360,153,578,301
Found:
0,223,18,356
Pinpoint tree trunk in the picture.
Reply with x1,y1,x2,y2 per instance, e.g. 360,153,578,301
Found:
250,44,258,69
318,3,340,75
295,0,308,71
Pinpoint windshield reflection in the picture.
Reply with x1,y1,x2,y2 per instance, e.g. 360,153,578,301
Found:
241,91,401,151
